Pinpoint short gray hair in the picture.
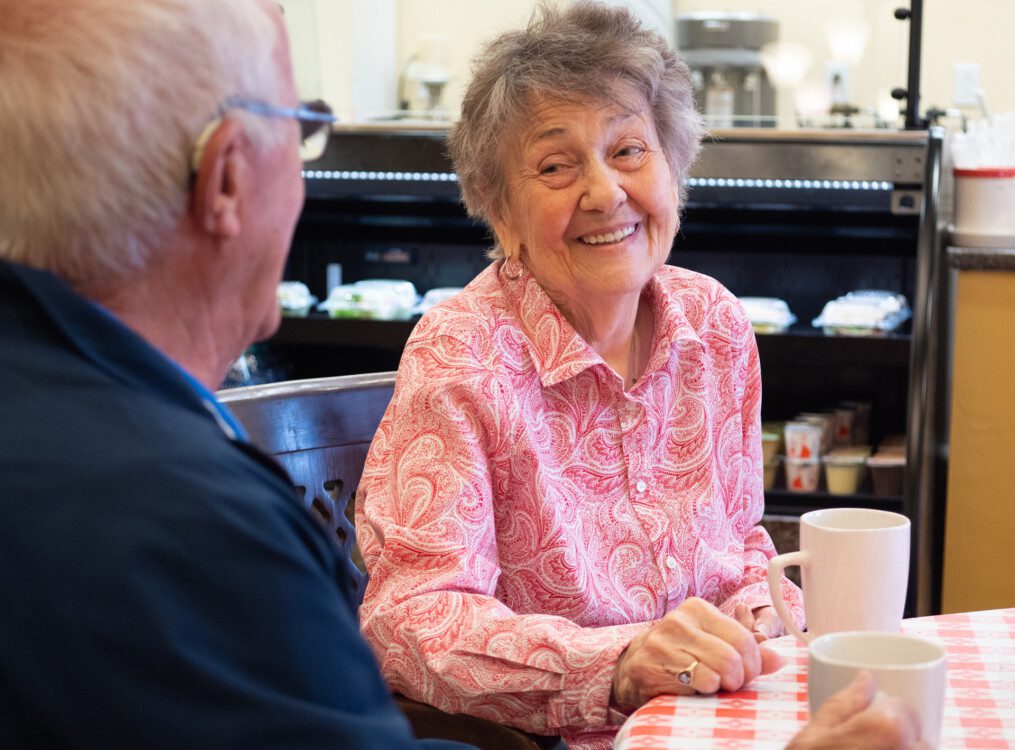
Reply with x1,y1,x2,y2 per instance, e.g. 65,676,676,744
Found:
0,0,285,291
448,1,703,241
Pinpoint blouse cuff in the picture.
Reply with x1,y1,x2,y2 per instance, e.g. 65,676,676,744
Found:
544,621,649,732
720,578,805,632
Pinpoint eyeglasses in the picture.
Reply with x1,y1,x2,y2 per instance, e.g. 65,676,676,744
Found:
190,97,336,174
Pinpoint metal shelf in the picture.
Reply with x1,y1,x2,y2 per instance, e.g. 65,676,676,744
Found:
273,315,417,352
764,489,904,516
272,316,912,369
755,326,911,368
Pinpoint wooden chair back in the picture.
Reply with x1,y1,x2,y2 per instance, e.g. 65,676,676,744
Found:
218,372,396,601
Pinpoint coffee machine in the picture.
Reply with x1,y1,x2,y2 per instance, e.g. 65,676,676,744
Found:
676,12,778,128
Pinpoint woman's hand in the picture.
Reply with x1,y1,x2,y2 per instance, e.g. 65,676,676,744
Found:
786,671,929,750
611,597,784,710
733,603,785,642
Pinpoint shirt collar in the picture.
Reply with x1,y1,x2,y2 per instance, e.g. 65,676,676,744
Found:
498,260,705,388
167,357,249,443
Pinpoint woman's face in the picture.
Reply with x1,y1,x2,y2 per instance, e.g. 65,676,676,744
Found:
493,93,679,309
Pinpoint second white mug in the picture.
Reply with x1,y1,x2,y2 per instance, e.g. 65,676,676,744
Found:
809,631,946,747
768,507,910,644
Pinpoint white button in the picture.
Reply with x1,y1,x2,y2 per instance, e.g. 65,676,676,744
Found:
635,480,647,493
665,556,678,570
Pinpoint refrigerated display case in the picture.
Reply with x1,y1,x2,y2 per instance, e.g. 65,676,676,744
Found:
274,126,947,614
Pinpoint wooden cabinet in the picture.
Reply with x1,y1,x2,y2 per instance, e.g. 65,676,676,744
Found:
941,251,1015,613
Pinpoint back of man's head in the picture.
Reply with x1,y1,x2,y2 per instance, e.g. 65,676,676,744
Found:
0,0,285,293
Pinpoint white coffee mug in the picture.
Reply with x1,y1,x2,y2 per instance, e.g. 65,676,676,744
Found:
768,507,910,644
809,631,946,747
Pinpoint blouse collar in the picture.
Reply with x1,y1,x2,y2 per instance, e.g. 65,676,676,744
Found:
498,260,705,389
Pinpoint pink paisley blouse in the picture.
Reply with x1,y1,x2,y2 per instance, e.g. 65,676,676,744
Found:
357,261,805,750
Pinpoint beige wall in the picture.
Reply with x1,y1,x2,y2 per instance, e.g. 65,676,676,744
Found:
395,0,540,117
283,0,1015,125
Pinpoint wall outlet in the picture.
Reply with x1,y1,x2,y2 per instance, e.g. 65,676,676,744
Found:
826,61,851,105
954,62,981,107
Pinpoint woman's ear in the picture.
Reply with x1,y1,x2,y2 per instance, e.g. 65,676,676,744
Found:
488,200,520,256
190,118,247,241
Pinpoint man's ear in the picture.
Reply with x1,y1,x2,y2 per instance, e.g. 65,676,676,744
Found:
190,118,246,241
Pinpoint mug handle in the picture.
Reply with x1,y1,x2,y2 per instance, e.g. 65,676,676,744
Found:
768,551,809,644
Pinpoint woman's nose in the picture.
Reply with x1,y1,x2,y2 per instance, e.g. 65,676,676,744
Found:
579,161,626,213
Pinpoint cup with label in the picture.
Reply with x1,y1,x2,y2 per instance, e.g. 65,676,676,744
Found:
809,631,946,747
768,507,910,644
784,421,823,459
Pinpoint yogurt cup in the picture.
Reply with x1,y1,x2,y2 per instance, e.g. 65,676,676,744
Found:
763,458,781,491
833,407,855,446
761,431,780,464
823,454,867,495
799,412,836,454
762,421,787,454
784,421,823,460
785,457,820,492
867,454,906,497
840,400,872,445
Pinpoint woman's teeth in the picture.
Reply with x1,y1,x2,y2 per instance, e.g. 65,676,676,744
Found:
579,224,637,246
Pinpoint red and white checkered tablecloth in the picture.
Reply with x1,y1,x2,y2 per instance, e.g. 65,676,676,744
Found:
614,608,1015,750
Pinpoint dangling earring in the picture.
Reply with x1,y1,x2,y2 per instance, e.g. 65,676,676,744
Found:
503,251,524,281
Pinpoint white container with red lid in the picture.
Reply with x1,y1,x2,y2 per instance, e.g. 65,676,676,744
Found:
952,166,1015,244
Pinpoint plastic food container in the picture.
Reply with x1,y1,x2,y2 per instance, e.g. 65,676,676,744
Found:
785,457,820,492
738,297,797,334
410,287,463,316
761,431,780,463
823,454,867,495
317,279,419,320
812,290,911,336
277,281,316,317
785,421,823,460
952,167,1015,238
763,458,781,491
867,454,906,496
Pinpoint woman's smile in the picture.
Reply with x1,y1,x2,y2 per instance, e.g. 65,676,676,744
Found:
576,222,639,247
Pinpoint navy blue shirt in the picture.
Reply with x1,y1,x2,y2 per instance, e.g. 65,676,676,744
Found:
0,260,467,749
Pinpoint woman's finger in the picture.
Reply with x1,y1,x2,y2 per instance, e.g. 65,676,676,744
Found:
670,604,761,691
752,605,784,641
677,653,723,694
734,602,754,630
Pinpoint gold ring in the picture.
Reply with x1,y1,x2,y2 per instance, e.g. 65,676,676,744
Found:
676,659,699,687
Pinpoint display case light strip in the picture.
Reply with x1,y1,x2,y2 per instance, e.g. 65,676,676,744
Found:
686,177,893,191
301,171,893,192
302,169,458,182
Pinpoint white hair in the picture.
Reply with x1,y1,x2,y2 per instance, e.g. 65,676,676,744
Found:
0,0,286,290
449,0,703,260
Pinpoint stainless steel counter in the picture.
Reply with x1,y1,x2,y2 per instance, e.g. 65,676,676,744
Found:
948,245,1015,270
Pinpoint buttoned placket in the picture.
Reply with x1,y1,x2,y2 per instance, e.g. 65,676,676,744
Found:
615,384,676,617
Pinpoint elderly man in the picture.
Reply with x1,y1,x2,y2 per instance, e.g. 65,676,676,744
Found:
0,1,466,747
0,0,923,748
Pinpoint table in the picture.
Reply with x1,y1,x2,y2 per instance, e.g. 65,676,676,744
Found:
614,608,1015,749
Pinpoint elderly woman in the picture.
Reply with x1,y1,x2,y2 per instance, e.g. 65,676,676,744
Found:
356,3,803,748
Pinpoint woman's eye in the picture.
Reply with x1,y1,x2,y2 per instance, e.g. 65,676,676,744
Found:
616,146,644,158
540,163,562,175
